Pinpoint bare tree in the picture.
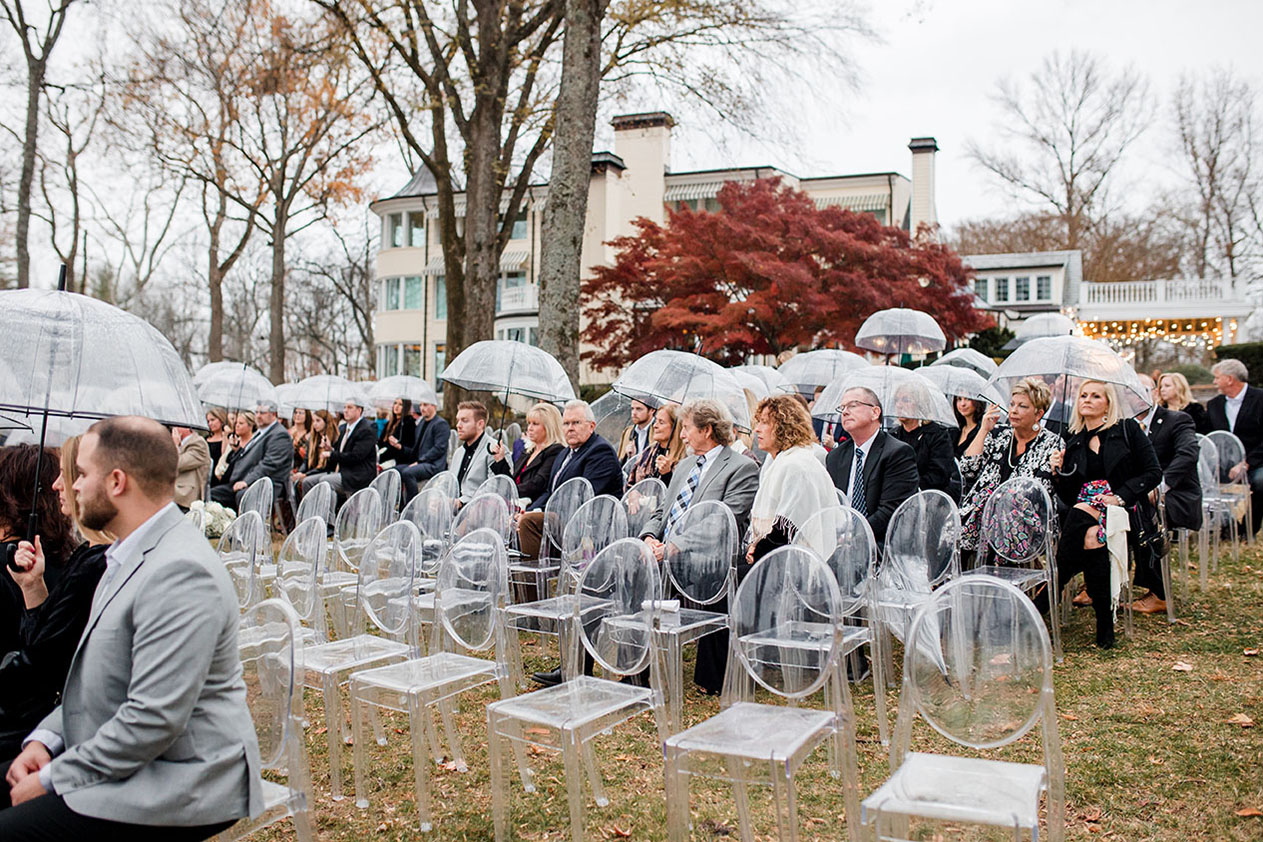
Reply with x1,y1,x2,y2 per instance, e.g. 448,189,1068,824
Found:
1,0,80,288
967,50,1150,253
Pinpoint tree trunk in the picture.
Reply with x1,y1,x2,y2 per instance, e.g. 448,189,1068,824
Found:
15,60,43,289
269,210,288,383
208,249,224,362
537,0,606,386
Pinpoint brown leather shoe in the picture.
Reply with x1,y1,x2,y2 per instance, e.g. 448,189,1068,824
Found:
1131,593,1167,614
1072,588,1092,607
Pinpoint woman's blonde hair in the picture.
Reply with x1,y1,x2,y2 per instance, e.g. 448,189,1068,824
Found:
1159,372,1194,411
755,395,816,451
1011,377,1053,414
205,406,229,434
59,436,113,544
526,403,564,449
234,410,257,432
654,404,689,465
1068,379,1123,434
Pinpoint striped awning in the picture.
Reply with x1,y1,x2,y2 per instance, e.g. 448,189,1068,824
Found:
500,250,530,271
423,256,446,275
663,182,725,202
814,193,888,212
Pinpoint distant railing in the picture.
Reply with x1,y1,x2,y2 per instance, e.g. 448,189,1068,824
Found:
496,283,538,315
1081,278,1242,307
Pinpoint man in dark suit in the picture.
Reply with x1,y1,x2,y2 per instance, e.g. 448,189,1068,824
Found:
392,399,451,502
1206,359,1263,531
825,386,920,548
1132,377,1202,614
300,396,377,498
209,400,291,510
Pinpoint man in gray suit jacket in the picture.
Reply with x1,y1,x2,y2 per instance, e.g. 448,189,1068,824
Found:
452,401,497,504
1,416,262,840
209,400,292,510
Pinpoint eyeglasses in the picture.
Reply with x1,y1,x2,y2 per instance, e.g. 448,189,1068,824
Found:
839,401,877,412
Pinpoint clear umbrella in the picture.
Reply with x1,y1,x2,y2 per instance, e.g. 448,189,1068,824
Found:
369,375,439,409
440,340,575,403
854,308,947,356
988,335,1151,420
1002,312,1077,350
196,364,277,411
290,374,360,413
275,382,302,419
813,365,957,427
731,364,795,396
193,360,254,387
592,389,640,446
729,368,771,401
930,347,998,378
777,349,870,395
611,349,751,430
918,364,1009,407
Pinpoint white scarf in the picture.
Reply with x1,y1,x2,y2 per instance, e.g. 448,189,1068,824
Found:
750,445,842,558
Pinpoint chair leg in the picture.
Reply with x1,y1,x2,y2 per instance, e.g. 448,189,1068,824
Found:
369,704,386,746
869,628,889,747
769,758,798,842
562,732,587,842
581,737,608,807
351,686,370,809
664,743,690,842
487,714,510,842
669,635,684,733
438,699,468,772
408,693,435,832
729,757,756,842
322,674,345,800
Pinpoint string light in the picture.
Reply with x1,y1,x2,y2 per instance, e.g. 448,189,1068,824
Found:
1078,317,1225,352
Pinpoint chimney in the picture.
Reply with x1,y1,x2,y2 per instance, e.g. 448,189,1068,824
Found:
613,112,673,226
908,137,938,237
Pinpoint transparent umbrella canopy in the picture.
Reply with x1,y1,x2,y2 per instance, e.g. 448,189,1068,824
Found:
988,335,1152,419
730,364,796,396
918,364,1009,407
369,375,438,409
729,369,770,400
440,340,575,403
592,388,640,445
930,347,998,378
1002,312,1077,350
0,289,205,428
611,349,751,431
196,364,278,411
777,349,870,395
854,307,947,356
290,374,360,413
813,365,957,427
275,382,302,419
193,360,254,387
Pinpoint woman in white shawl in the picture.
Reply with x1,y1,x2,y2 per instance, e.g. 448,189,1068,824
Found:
746,395,842,566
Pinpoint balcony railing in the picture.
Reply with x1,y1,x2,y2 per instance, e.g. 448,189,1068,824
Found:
1081,278,1243,306
496,283,538,315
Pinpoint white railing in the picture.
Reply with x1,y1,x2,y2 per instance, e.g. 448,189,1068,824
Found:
495,283,539,315
1081,278,1243,307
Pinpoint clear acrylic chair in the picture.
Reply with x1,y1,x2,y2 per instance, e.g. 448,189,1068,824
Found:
487,538,665,842
370,469,403,525
400,486,457,580
453,491,513,541
794,506,889,746
1206,430,1253,559
297,520,419,800
424,470,460,500
967,476,1063,660
296,479,336,526
218,599,314,842
621,477,667,538
665,545,862,842
239,476,275,528
274,516,329,645
861,576,1064,842
477,474,521,512
218,511,269,611
1196,436,1233,589
349,528,523,832
325,487,383,637
835,488,851,508
509,476,593,603
657,499,738,732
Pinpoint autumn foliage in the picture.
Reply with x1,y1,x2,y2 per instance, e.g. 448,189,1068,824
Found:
581,178,992,370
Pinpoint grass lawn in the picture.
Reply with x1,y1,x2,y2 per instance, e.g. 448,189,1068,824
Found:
257,542,1263,841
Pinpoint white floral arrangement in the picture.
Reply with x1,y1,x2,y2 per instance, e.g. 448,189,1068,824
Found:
187,499,236,539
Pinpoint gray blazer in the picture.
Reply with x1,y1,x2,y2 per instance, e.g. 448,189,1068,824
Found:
456,431,497,503
643,445,760,540
231,421,292,496
37,506,263,825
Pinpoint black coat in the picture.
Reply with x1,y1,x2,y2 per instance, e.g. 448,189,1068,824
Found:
1207,386,1263,468
892,422,960,502
378,415,417,464
1181,401,1211,435
825,431,920,546
530,433,623,511
491,442,563,502
326,417,379,493
1146,406,1203,531
0,541,107,758
407,414,452,475
1052,417,1163,510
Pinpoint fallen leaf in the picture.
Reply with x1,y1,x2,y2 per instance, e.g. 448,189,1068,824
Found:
1235,807,1263,817
1148,755,1165,765
609,826,632,838
1211,671,1231,681
1244,648,1259,657
1227,713,1255,727
1060,713,1079,721
525,727,550,736
1172,661,1194,672
1082,808,1102,822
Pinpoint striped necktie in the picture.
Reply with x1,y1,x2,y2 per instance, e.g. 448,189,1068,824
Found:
851,447,867,516
665,454,706,537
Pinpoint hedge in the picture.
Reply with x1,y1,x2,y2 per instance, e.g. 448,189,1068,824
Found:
1214,343,1263,383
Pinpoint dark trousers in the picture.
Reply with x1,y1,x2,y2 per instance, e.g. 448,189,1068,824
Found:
0,760,234,842
396,463,439,502
1058,507,1115,647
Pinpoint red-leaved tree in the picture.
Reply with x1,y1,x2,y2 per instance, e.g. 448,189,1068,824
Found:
581,178,992,371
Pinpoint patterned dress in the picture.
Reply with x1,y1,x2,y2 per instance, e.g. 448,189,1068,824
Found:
958,425,1063,552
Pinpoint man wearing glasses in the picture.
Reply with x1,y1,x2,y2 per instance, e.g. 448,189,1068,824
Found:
825,387,919,546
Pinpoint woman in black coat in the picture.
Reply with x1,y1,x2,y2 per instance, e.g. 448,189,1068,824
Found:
892,419,961,502
0,439,103,759
490,402,565,505
1050,381,1162,648
378,398,417,466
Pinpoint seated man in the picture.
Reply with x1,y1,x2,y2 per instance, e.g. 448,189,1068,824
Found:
451,401,496,504
1207,359,1263,531
209,399,291,510
616,399,654,466
0,416,262,840
825,386,920,548
392,397,451,502
301,396,378,498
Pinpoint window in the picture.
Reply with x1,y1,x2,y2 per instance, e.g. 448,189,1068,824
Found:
434,343,446,392
382,344,399,377
1015,276,1030,301
529,326,538,346
409,212,425,247
434,275,446,320
510,209,528,241
1036,275,1052,301
973,277,989,302
403,344,422,377
388,213,404,248
384,277,400,310
403,276,424,310
993,276,1010,303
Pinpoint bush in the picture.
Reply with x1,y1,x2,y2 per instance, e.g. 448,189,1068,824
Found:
1164,362,1212,384
1214,343,1263,383
967,326,1015,360
579,383,611,404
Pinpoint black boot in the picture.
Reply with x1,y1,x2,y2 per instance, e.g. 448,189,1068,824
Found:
1082,546,1114,649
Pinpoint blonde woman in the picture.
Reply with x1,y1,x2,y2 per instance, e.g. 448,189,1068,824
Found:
491,402,565,504
205,407,229,469
1158,371,1210,434
628,403,688,486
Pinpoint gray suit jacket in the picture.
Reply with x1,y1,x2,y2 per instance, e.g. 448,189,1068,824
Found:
231,422,292,495
36,506,263,825
174,433,211,508
456,431,497,503
643,445,760,540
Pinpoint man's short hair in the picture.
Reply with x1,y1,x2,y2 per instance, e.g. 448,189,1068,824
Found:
457,400,488,423
1213,359,1249,383
843,386,883,414
563,399,596,422
681,398,735,446
255,399,279,414
88,416,178,499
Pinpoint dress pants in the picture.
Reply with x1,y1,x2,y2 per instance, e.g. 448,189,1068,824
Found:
394,463,438,502
1057,507,1115,647
301,471,344,497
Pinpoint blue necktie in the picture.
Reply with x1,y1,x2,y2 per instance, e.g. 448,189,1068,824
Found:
665,454,706,537
851,447,867,516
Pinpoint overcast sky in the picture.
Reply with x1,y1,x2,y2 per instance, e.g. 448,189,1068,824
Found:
647,0,1263,232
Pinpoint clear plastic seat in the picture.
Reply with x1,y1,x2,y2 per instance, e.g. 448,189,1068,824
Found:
966,476,1063,660
218,510,269,611
423,470,460,500
325,487,383,637
1196,435,1235,589
452,491,513,542
861,575,1064,842
476,473,521,512
664,545,862,842
621,477,667,538
219,599,314,842
399,486,457,583
297,520,418,799
509,476,593,603
296,480,336,526
274,515,329,644
370,469,403,525
239,476,276,530
349,528,521,832
487,538,664,842
1206,430,1252,565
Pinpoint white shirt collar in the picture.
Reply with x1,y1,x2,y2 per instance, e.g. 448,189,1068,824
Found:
1140,404,1159,431
1226,387,1247,405
104,502,179,574
851,429,879,458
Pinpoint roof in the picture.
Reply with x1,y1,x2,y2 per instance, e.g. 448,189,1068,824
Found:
962,250,1085,307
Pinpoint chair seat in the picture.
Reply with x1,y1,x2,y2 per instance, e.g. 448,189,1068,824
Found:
487,675,652,730
666,701,835,763
967,565,1047,590
260,779,293,811
862,752,1047,830
502,594,613,623
299,635,409,675
655,607,726,635
352,651,500,694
